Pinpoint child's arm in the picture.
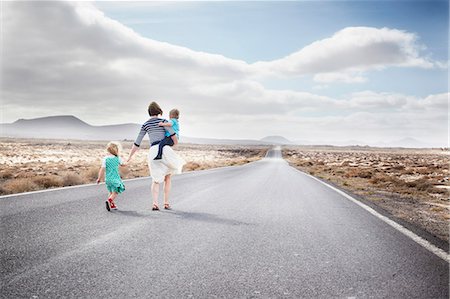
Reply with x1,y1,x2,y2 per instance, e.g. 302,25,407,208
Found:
158,121,173,127
96,167,105,184
119,157,127,167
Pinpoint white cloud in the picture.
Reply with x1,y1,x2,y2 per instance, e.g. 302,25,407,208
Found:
1,1,447,145
313,72,367,84
254,27,438,77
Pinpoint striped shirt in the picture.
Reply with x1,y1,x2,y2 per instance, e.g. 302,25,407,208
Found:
134,118,175,147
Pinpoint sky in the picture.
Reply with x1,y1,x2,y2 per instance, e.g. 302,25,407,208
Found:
1,0,448,145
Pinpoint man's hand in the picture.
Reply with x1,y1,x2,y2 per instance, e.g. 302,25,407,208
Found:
158,122,164,126
96,178,101,184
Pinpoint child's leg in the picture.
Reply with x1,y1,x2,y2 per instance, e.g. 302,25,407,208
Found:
110,192,118,201
166,137,174,146
154,137,172,160
109,192,118,209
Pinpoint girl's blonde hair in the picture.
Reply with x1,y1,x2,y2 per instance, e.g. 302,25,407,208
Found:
106,141,122,156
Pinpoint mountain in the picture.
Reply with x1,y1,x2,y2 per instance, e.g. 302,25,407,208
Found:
1,116,442,148
0,115,271,145
1,115,141,141
372,137,442,149
260,135,292,144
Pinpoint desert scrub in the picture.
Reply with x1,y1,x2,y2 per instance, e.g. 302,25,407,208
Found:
62,173,83,186
1,178,39,194
283,146,450,242
0,169,13,180
33,175,63,188
0,139,269,195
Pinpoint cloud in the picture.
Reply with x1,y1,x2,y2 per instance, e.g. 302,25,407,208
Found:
313,72,367,84
254,27,439,78
1,1,447,145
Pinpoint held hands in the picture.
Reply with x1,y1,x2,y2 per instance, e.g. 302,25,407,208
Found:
158,122,164,126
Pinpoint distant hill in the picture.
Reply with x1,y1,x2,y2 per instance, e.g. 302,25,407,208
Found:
0,115,271,145
1,115,141,141
0,115,442,148
260,135,292,144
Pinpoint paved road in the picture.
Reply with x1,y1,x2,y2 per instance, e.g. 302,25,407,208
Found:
1,148,448,298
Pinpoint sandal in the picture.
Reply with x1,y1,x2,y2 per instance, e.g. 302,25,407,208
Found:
164,204,171,210
152,204,160,211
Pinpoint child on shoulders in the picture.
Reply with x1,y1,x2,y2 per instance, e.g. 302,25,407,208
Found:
154,108,180,160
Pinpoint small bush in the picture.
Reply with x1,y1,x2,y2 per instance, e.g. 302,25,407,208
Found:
84,167,99,182
345,168,373,179
119,166,130,179
406,178,433,192
2,179,39,194
33,176,63,188
183,162,201,172
62,173,83,186
0,170,13,180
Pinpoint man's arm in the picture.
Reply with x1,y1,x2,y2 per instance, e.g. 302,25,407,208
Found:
127,144,139,162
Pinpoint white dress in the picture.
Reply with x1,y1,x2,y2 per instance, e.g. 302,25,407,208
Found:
148,145,185,183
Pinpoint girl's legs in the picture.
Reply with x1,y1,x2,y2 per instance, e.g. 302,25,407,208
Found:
110,192,118,201
151,181,160,208
163,175,171,208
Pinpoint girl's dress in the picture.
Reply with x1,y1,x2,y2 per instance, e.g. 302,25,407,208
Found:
103,155,125,193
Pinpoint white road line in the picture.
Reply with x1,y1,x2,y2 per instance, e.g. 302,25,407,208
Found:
0,162,254,199
0,176,150,199
300,170,450,263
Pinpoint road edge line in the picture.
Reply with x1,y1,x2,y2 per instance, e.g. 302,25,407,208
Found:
0,160,259,200
0,176,151,199
300,170,449,263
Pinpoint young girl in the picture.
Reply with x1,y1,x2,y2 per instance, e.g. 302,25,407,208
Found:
97,141,126,211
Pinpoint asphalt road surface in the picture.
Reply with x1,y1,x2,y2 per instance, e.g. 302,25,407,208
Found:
1,148,448,298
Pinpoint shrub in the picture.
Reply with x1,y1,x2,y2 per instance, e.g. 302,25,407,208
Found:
84,167,99,182
345,168,373,179
33,175,63,188
183,162,201,172
1,179,39,194
0,170,13,180
406,178,433,192
62,173,83,186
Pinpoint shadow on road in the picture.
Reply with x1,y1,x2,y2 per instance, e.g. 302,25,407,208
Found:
166,210,252,226
112,209,252,226
113,210,150,218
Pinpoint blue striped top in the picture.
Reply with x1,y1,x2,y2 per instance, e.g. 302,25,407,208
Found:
134,118,175,147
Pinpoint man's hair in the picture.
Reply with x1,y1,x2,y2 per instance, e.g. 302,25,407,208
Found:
169,109,179,119
148,101,163,116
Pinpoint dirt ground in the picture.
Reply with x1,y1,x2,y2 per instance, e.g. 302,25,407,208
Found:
283,146,449,242
0,138,268,195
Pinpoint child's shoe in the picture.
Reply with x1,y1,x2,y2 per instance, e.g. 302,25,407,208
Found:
154,156,162,160
106,198,117,211
111,202,118,210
